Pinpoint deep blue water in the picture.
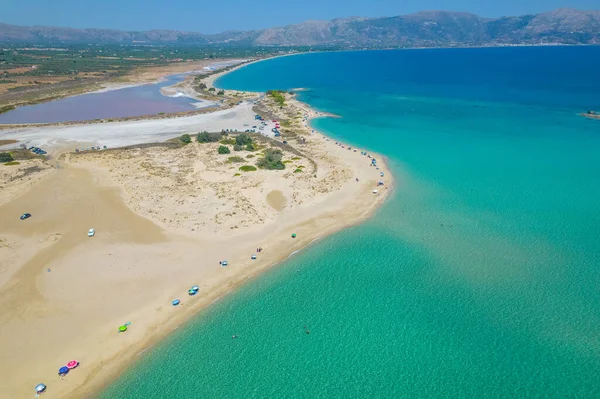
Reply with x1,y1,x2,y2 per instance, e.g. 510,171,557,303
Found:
101,47,600,398
0,74,199,124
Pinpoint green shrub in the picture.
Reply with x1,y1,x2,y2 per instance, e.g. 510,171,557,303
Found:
294,168,303,173
291,157,301,161
0,152,14,163
234,173,241,176
217,90,225,95
246,154,255,158
239,165,257,172
235,133,253,146
180,134,191,144
197,131,222,143
283,160,292,164
220,138,236,145
228,156,244,163
218,145,231,154
208,87,216,92
233,144,243,151
256,148,285,170
245,143,255,151
4,161,19,165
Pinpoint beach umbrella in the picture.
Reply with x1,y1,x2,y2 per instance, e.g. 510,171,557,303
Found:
58,366,69,375
67,360,79,369
172,299,180,306
291,233,297,238
191,285,199,292
188,289,196,296
35,383,46,394
119,325,127,332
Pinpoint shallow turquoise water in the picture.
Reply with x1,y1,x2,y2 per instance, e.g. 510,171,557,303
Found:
101,48,600,398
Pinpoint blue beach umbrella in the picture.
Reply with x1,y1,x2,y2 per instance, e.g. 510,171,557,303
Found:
58,366,69,375
172,299,180,306
191,285,199,291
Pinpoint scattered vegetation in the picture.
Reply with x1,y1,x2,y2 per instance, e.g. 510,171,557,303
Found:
217,90,225,96
218,145,231,154
234,173,241,176
267,90,286,106
228,156,244,163
283,160,293,164
4,161,20,165
256,148,285,170
291,157,302,161
294,168,303,173
245,143,255,151
220,138,236,145
233,144,243,151
0,152,14,162
179,134,191,144
239,165,257,172
246,154,255,158
197,131,222,143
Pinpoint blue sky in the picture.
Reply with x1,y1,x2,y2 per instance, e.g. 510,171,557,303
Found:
1,0,597,33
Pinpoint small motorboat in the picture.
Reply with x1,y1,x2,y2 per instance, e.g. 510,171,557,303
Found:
88,228,95,237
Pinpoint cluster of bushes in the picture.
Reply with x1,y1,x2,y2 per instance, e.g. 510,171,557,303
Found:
0,152,14,163
197,131,223,143
216,133,257,156
257,148,285,170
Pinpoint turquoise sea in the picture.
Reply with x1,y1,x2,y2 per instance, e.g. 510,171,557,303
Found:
101,47,600,398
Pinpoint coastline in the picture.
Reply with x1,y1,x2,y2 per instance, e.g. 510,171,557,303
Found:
0,60,393,399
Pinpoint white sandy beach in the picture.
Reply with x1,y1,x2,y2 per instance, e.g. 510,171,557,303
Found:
0,71,391,399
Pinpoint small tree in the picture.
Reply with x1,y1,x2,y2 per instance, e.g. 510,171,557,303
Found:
235,133,252,146
180,134,191,144
0,152,13,162
217,90,225,96
208,87,216,92
218,145,230,154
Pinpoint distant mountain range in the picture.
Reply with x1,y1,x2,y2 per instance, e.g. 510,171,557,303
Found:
1,8,599,47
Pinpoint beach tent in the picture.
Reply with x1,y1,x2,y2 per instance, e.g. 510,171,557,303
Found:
58,366,69,375
35,383,46,394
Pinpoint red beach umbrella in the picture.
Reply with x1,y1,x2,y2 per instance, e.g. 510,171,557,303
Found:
67,360,79,369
